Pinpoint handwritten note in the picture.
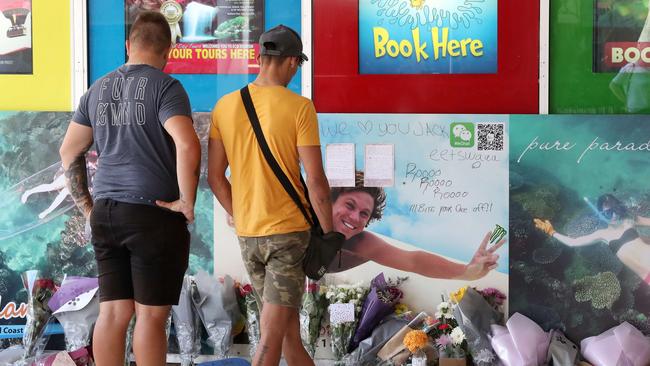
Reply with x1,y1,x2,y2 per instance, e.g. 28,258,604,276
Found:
326,143,355,187
364,144,394,187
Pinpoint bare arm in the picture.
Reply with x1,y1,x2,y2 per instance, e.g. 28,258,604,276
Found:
535,218,606,247
636,216,650,227
298,146,333,233
156,116,201,223
351,231,503,280
207,137,233,216
552,231,608,247
59,122,94,218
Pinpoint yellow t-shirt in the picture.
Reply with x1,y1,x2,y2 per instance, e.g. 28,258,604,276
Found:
210,83,320,237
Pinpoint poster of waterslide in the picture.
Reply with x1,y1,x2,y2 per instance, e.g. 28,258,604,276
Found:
0,111,214,343
509,114,650,343
214,114,509,312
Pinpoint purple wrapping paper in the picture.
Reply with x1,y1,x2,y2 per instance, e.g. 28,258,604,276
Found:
48,277,98,313
490,313,551,366
580,322,650,366
349,273,401,351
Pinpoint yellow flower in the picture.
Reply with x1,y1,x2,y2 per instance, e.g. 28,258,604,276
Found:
403,329,428,353
394,303,409,315
450,286,468,304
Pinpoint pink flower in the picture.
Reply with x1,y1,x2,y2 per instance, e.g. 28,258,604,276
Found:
436,334,452,348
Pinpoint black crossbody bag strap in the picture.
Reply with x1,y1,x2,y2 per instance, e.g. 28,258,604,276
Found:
240,86,320,230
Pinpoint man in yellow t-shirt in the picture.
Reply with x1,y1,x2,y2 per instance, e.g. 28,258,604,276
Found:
208,25,333,366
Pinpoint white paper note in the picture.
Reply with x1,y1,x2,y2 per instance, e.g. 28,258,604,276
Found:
364,144,394,187
329,303,355,324
326,143,355,187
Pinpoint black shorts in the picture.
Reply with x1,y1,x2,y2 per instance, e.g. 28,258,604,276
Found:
90,198,190,305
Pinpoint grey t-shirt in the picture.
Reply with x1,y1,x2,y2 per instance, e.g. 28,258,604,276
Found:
72,64,192,205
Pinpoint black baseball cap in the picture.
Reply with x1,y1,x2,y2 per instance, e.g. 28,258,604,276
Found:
259,25,308,62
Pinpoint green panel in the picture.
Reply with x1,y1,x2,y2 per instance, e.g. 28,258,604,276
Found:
550,0,650,114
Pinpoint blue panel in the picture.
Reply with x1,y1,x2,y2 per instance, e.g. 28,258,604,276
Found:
88,0,302,112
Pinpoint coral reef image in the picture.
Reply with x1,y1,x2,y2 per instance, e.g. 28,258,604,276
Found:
509,114,650,343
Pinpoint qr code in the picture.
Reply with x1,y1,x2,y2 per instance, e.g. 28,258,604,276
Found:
477,123,504,151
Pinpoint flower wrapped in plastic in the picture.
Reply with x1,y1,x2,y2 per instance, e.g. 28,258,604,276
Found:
376,311,433,365
190,271,242,358
428,296,469,364
172,275,202,366
342,314,409,366
243,285,260,358
299,280,327,357
21,271,56,362
349,273,406,352
47,276,99,352
580,322,650,366
451,287,505,365
325,283,368,362
490,312,551,366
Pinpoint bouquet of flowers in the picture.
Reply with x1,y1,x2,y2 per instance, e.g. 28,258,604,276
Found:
299,280,327,357
48,276,99,352
376,311,434,365
450,286,507,365
21,271,56,362
403,329,429,366
350,273,407,351
172,276,202,366
325,283,368,362
476,288,507,315
190,271,241,358
431,297,468,361
239,283,260,358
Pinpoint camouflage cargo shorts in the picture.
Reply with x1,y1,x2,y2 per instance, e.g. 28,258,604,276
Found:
238,230,309,308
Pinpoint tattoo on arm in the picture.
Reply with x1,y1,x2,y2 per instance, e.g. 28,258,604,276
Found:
64,153,93,216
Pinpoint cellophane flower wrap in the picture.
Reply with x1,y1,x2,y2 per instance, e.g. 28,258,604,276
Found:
349,273,407,352
325,283,368,363
172,275,201,366
240,283,260,358
48,276,99,352
450,286,506,365
299,280,327,357
21,271,56,362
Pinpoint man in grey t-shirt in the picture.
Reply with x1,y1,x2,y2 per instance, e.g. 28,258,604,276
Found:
59,12,200,365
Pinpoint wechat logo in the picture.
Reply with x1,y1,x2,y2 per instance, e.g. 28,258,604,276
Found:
450,123,474,148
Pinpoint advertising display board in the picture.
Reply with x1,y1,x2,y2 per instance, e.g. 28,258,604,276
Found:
0,111,214,343
0,0,32,74
125,0,264,74
509,114,650,342
550,0,650,113
214,113,510,314
358,0,498,74
313,0,539,113
0,0,71,111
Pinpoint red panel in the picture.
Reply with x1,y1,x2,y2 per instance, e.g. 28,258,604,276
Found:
313,1,539,114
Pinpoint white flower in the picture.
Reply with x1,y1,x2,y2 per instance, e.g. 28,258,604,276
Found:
450,327,465,345
474,349,495,363
437,301,450,311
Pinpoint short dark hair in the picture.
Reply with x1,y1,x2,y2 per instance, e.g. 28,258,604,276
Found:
129,11,171,55
330,171,386,224
597,193,630,220
260,54,292,66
